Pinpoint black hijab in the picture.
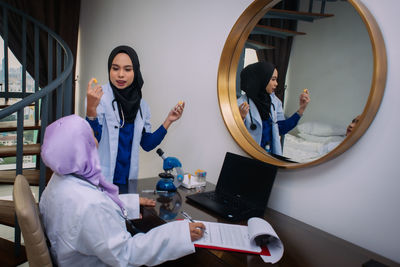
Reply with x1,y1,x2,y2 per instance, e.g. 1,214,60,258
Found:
240,62,275,121
108,45,144,123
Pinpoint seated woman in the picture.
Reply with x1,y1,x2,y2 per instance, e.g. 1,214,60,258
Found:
319,115,361,155
39,114,205,267
237,62,310,155
346,115,360,136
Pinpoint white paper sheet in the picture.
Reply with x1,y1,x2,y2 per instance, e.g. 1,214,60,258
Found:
191,217,284,263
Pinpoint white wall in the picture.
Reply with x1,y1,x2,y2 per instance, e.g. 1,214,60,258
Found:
78,0,400,263
77,0,248,180
285,1,372,128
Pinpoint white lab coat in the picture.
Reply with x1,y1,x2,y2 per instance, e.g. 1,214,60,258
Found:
237,93,285,155
95,83,152,183
39,173,195,267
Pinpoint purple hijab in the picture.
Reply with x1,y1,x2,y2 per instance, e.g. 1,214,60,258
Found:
41,114,125,212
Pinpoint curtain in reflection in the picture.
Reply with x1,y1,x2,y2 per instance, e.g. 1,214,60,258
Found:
248,1,298,104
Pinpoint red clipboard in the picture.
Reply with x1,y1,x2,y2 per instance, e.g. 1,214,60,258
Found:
194,244,271,256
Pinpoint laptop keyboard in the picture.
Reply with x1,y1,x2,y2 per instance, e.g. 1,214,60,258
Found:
203,191,251,211
186,190,265,221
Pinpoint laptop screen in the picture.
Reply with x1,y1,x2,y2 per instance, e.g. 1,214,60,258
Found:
215,152,277,207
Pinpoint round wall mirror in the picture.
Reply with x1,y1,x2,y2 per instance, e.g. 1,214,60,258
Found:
217,0,386,168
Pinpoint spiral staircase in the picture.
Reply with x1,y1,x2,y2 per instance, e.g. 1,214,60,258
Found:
0,2,74,265
237,0,337,100
245,0,336,50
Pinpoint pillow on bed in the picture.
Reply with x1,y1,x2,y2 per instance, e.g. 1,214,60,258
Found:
297,133,345,143
297,121,345,137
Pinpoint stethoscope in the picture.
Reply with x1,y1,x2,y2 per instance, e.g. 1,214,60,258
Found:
247,95,276,130
111,99,144,129
248,97,257,130
112,99,125,128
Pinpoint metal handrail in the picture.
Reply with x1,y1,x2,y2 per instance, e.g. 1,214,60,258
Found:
0,2,73,118
0,2,74,257
0,68,73,118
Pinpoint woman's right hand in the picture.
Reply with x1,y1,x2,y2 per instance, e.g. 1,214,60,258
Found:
86,78,104,117
239,102,249,120
189,222,206,242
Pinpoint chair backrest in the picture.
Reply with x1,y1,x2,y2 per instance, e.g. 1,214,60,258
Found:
13,174,53,267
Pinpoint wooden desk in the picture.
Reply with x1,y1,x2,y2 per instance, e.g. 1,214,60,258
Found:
130,178,399,267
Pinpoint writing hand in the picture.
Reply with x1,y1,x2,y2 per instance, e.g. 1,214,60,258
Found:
189,222,206,241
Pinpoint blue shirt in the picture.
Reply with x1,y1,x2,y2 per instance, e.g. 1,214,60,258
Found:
86,118,167,185
260,112,300,149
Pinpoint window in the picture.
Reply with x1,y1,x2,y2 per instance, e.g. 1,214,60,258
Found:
0,39,38,169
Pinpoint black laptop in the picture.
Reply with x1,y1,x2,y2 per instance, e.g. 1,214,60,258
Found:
186,152,277,222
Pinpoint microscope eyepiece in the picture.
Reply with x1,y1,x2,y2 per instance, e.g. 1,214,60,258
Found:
156,148,164,157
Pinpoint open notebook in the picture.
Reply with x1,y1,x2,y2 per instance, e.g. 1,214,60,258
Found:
193,217,284,263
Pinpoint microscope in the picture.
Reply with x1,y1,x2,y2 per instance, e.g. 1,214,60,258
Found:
155,148,184,192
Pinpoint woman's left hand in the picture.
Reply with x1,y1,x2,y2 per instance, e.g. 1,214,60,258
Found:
139,197,156,207
138,197,156,219
163,101,185,129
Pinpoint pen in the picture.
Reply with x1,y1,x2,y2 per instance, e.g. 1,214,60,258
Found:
180,211,207,234
141,189,169,194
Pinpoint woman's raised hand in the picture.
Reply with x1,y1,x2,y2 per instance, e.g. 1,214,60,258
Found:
163,101,185,130
239,102,249,120
297,89,310,116
86,78,104,117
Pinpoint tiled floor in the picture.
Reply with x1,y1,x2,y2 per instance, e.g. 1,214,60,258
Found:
0,184,39,267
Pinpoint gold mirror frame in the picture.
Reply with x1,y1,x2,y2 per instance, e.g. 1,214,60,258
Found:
217,0,387,169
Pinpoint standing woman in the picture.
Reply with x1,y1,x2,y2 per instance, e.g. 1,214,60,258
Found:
86,45,184,192
237,61,310,155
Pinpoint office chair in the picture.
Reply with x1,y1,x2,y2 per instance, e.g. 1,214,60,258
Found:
13,174,53,267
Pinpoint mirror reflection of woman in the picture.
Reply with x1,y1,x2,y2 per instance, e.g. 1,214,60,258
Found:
237,62,310,155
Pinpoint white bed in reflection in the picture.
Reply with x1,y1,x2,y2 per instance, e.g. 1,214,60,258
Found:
282,121,346,163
